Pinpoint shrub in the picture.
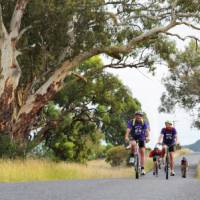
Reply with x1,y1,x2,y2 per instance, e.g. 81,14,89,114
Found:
0,134,18,158
106,145,129,167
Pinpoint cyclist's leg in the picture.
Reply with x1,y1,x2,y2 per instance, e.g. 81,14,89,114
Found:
130,139,137,155
153,157,156,174
181,165,184,177
169,145,175,173
139,141,145,169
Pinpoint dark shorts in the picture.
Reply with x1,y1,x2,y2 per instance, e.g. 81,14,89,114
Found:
153,157,157,162
164,143,176,152
130,138,145,148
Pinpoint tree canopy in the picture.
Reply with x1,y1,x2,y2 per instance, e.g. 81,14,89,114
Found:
160,41,200,129
0,0,200,151
36,56,142,162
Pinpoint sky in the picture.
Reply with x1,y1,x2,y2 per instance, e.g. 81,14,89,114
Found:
105,25,200,148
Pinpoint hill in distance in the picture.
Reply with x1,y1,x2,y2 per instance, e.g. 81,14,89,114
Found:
184,139,200,152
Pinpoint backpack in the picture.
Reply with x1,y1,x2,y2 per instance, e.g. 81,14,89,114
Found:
131,119,146,129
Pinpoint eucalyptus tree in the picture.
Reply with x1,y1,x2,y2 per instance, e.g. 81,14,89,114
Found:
0,0,200,148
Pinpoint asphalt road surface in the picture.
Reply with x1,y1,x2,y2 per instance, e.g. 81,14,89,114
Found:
0,153,200,200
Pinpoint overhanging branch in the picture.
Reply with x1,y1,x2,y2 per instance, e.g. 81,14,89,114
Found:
166,32,200,43
17,19,180,118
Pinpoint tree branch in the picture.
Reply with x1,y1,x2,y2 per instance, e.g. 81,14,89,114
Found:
17,20,179,120
177,21,200,31
166,32,200,43
103,59,152,69
10,0,30,39
57,15,76,65
0,4,8,42
17,25,32,41
71,72,87,82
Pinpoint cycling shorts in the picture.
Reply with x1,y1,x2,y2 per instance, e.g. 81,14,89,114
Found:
163,143,176,152
130,139,145,148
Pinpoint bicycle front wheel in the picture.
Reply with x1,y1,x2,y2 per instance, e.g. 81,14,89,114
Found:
165,156,169,180
135,154,140,179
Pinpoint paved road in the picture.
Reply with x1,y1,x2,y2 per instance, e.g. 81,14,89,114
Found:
0,153,200,200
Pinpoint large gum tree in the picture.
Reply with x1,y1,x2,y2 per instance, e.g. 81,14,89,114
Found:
0,0,200,148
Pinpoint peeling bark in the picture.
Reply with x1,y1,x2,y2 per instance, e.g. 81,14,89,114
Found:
0,0,28,139
0,78,13,132
12,81,59,139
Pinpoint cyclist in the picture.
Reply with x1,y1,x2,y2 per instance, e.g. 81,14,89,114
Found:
149,145,162,175
181,156,189,178
125,111,150,175
157,120,179,176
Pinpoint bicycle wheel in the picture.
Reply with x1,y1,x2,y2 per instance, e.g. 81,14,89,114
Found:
165,155,169,180
135,154,139,179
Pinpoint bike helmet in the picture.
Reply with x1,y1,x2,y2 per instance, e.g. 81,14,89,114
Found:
165,120,173,125
182,157,187,161
134,111,144,116
154,146,159,151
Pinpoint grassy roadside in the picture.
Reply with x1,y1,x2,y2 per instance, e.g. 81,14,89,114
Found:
0,158,153,183
174,148,192,158
197,163,200,179
0,148,190,182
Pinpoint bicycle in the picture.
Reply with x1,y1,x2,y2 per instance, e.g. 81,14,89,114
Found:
134,140,141,179
153,155,161,177
163,143,176,180
126,140,141,179
152,144,162,177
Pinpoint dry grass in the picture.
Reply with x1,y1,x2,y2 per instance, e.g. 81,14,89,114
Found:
175,148,192,158
197,163,200,179
0,158,153,182
0,148,190,182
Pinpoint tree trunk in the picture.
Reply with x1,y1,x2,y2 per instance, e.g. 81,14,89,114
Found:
0,35,21,136
0,0,28,145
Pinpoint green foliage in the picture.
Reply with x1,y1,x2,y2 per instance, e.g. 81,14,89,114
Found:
40,56,143,162
0,135,17,158
0,0,183,158
45,101,61,120
105,145,129,167
0,0,190,89
159,40,200,129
